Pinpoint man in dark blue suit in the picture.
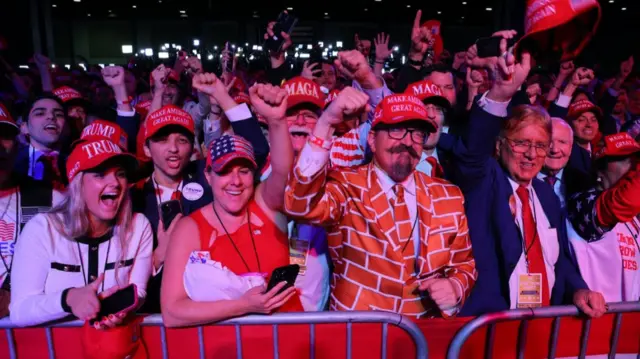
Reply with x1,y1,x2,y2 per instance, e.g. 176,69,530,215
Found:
449,33,606,317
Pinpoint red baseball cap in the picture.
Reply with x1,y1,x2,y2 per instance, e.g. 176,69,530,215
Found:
0,103,18,135
370,94,436,132
324,89,341,109
282,77,326,111
206,134,256,173
72,120,128,151
404,80,451,110
134,100,152,118
66,139,138,182
567,100,602,121
144,105,195,141
53,86,85,104
594,133,640,162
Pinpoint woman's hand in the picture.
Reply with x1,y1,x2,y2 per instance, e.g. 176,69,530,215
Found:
66,274,104,321
240,282,296,314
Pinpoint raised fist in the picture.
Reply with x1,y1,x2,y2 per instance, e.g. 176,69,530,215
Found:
249,83,288,124
101,65,125,87
334,50,372,83
559,61,575,78
466,68,484,89
192,73,227,99
185,56,202,74
571,67,595,86
151,64,170,89
322,87,370,125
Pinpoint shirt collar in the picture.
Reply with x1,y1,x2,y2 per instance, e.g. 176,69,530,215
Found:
538,168,564,181
507,176,532,192
373,165,416,197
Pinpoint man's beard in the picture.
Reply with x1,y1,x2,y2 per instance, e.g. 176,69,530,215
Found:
387,144,419,182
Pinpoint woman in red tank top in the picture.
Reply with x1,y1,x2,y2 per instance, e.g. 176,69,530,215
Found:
161,84,302,327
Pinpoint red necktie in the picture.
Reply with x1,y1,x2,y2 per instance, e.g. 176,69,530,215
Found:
515,186,550,306
39,153,64,189
426,156,444,178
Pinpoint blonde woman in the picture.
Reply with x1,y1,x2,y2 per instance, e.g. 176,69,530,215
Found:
10,139,153,333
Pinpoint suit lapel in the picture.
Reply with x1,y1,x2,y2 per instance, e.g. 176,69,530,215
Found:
365,164,402,251
414,174,434,277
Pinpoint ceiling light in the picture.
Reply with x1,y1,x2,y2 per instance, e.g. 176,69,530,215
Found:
621,7,626,10
73,0,81,2
121,45,133,54
158,52,169,59
193,39,200,46
180,10,186,14
108,9,112,13
324,12,328,15
609,0,614,2
144,48,153,56
364,8,368,11
52,4,57,7
180,14,188,18
375,0,381,2
407,4,411,7
132,5,137,8
287,7,293,10
437,11,442,14
87,13,91,17
486,7,492,11
461,16,465,19
462,1,467,4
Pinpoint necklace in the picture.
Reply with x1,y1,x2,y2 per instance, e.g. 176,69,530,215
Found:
212,202,261,273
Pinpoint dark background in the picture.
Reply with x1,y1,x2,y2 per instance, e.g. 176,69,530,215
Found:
0,0,637,72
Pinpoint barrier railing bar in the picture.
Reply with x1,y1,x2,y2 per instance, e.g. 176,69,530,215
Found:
45,327,55,359
197,326,205,359
235,324,242,359
578,319,591,359
5,328,16,359
381,322,387,359
160,325,168,359
273,324,279,359
446,302,640,359
483,323,495,359
309,323,315,359
547,316,561,359
516,319,529,359
346,321,352,359
608,313,622,359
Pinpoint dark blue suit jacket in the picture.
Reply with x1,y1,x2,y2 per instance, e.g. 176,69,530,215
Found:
444,103,588,316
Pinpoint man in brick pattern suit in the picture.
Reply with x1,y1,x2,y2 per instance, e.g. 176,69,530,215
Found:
284,88,476,318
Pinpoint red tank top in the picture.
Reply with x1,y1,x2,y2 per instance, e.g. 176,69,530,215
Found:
190,199,303,312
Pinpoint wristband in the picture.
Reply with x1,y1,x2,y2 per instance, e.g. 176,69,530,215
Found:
309,134,333,150
117,100,131,105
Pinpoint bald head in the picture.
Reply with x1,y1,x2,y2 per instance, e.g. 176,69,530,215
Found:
545,118,573,173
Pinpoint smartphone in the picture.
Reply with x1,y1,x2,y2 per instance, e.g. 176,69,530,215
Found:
265,12,298,52
309,47,324,67
475,36,502,58
222,43,233,73
160,200,182,228
265,264,300,294
90,284,138,324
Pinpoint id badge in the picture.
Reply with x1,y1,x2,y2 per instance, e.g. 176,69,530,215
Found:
289,237,310,276
517,273,542,308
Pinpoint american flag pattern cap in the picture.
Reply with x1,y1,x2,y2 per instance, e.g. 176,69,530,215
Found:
207,134,257,173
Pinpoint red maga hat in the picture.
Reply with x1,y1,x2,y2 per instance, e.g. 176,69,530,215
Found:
144,105,195,141
53,86,85,104
282,77,326,111
404,79,451,109
0,103,18,134
73,120,128,151
594,133,640,161
567,100,602,120
371,94,436,132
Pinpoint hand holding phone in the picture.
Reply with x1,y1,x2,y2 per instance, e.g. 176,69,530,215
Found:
264,11,297,53
90,284,138,326
266,264,300,294
475,37,503,58
160,200,182,229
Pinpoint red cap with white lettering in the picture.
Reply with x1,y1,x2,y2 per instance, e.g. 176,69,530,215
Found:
53,86,85,104
404,80,451,110
324,89,341,109
144,105,195,141
72,120,129,151
567,100,602,121
594,133,640,162
0,103,18,135
134,100,151,118
282,76,326,111
370,94,436,132
66,139,138,182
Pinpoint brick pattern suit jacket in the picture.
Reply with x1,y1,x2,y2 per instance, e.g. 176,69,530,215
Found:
285,162,476,318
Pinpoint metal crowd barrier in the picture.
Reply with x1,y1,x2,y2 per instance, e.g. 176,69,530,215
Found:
446,302,640,359
0,311,428,359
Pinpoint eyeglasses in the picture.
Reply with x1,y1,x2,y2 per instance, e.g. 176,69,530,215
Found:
425,104,445,117
287,113,318,124
386,128,428,144
504,138,550,156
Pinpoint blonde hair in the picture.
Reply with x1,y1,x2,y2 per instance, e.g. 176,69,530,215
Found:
500,105,552,139
48,172,133,285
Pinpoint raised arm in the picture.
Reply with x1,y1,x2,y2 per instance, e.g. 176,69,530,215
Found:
250,84,292,211
33,54,53,93
148,64,170,115
284,88,369,226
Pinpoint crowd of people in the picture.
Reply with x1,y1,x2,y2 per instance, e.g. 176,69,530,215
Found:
0,2,638,357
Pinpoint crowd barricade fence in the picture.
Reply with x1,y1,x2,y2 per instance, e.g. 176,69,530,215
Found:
446,302,640,359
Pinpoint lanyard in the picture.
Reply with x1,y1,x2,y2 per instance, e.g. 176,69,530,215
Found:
518,187,540,274
212,202,261,273
0,191,20,279
76,238,112,292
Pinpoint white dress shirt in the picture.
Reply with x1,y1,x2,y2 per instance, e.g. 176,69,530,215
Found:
10,212,153,326
537,168,565,207
506,178,560,309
